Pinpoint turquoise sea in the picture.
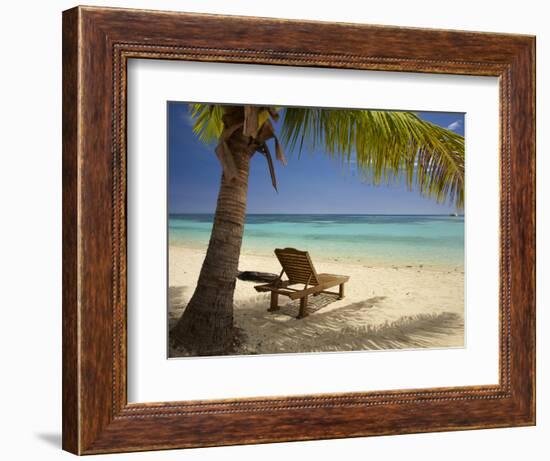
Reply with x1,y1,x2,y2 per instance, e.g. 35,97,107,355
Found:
169,214,464,268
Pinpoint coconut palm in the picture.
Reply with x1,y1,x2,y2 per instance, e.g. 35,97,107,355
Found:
172,104,464,355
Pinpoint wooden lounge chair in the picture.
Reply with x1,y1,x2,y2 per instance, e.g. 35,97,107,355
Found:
254,248,350,319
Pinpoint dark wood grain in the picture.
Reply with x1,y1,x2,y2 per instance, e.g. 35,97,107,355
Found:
61,7,79,454
62,5,536,455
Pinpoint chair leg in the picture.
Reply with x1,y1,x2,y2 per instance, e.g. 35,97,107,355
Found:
298,295,309,319
268,292,279,312
338,283,345,299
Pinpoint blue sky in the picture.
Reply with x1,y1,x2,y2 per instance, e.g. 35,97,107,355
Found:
168,103,464,214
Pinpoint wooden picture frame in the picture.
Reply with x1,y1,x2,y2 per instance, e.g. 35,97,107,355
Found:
62,5,536,455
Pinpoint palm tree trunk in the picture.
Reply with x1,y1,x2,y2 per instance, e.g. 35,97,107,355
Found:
172,148,251,356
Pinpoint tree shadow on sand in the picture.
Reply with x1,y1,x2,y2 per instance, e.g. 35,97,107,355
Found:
168,286,188,329
169,291,464,357
232,293,464,354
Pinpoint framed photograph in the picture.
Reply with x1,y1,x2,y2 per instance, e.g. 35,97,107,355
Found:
62,6,536,455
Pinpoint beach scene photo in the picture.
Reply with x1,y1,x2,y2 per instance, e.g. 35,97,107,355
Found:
168,103,465,358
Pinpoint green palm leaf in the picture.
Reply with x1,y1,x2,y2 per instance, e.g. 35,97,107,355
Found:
189,104,224,144
280,108,464,207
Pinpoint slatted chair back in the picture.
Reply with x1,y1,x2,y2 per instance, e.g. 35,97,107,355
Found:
274,248,319,286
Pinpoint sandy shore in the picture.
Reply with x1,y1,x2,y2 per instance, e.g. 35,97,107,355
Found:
168,245,464,356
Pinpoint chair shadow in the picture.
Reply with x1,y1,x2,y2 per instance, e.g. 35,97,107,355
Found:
35,432,62,448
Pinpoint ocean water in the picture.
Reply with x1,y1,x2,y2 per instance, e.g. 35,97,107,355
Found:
169,214,464,268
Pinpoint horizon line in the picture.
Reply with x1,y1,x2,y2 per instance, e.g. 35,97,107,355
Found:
168,212,463,216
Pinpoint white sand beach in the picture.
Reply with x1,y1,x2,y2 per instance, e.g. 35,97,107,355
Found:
168,245,464,357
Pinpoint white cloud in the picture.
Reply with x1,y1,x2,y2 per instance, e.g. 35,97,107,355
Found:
182,112,194,126
447,120,462,131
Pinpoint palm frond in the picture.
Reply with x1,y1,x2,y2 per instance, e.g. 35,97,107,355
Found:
188,103,224,144
280,108,465,207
